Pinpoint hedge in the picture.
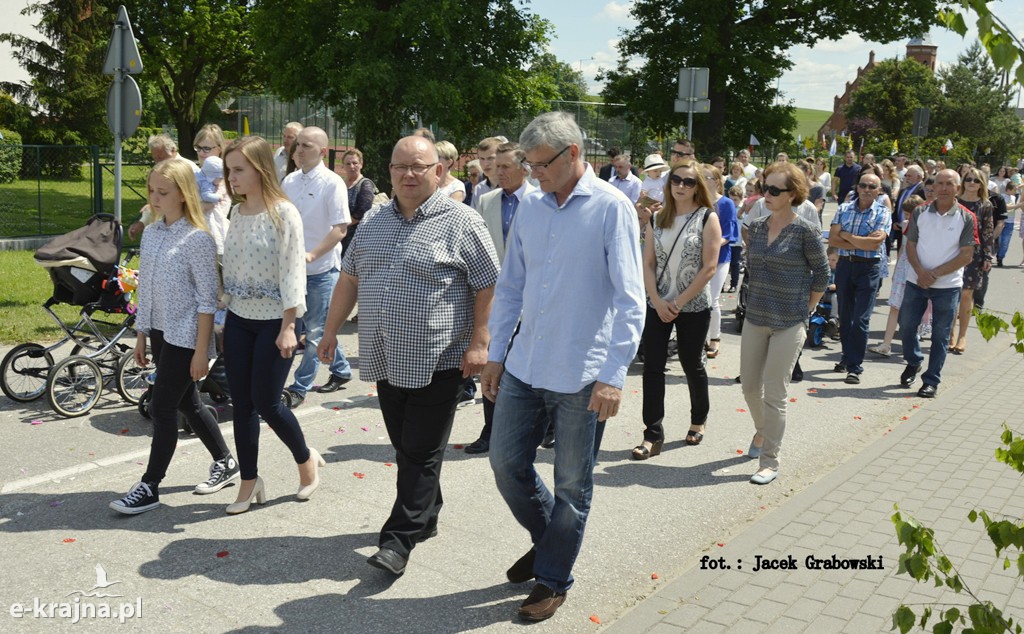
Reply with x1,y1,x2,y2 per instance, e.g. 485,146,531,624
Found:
0,128,23,184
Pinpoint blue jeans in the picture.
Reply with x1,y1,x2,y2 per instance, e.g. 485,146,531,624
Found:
289,269,351,396
997,222,1014,262
489,371,604,593
835,258,881,374
899,283,960,388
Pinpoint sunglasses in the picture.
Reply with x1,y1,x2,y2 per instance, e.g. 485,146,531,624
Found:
194,145,216,153
669,175,698,188
962,177,982,184
764,185,792,196
857,182,879,190
670,150,695,158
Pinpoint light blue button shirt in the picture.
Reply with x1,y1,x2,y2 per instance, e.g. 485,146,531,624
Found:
488,165,646,393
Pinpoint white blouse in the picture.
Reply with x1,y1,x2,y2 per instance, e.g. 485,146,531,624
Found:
222,200,307,321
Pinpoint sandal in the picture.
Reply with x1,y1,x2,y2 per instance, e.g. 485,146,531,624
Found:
631,440,663,460
706,338,720,359
685,426,705,446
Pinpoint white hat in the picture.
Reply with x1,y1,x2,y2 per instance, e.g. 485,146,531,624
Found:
643,154,668,172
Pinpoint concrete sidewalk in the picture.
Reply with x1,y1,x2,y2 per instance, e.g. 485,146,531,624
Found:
604,343,1024,634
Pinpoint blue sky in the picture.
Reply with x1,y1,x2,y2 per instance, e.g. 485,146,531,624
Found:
2,0,1021,112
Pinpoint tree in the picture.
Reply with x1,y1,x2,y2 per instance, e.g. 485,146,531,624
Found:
845,58,943,138
251,0,553,181
119,0,262,159
0,0,113,147
599,0,937,159
939,1,1024,85
529,53,588,104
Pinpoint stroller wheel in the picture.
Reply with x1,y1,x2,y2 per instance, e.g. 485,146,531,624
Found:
138,390,152,419
47,355,103,418
809,323,825,348
116,349,149,405
2,343,54,402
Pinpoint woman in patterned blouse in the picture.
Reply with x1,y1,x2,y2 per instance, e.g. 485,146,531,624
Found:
110,159,239,515
741,162,829,485
949,167,994,354
633,159,722,460
221,136,325,514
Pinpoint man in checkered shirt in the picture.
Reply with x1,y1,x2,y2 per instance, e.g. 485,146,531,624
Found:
319,136,500,576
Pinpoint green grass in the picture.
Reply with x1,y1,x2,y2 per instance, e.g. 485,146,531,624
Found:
0,250,86,344
0,164,149,238
792,107,831,145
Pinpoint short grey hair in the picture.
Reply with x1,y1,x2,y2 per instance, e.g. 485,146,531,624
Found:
519,112,584,157
148,134,177,153
497,141,530,175
905,165,924,178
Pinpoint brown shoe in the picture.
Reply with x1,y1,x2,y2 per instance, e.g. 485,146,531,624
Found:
518,584,567,622
506,548,536,583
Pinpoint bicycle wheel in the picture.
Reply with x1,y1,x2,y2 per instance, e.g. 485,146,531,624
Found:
1,343,55,402
47,355,103,418
115,349,148,405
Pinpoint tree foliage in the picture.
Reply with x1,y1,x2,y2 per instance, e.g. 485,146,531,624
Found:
0,0,113,146
939,0,1024,85
251,0,553,181
599,0,936,158
845,59,943,138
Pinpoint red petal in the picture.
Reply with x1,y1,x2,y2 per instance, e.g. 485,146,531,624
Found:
853,416,862,420
912,405,920,409
63,538,76,543
120,428,130,434
353,472,365,479
717,542,725,547
384,463,394,467
736,408,747,413
901,416,909,420
736,449,743,454
788,397,797,402
651,573,659,580
453,444,464,449
332,406,341,411
216,551,229,558
807,388,818,393
589,615,601,624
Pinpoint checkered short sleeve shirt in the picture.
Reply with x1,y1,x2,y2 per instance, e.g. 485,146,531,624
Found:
342,190,500,388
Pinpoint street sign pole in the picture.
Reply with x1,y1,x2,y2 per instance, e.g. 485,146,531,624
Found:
103,5,143,224
674,68,710,142
112,26,123,223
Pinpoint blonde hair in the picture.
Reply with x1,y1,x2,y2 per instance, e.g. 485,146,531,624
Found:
223,136,289,228
435,140,458,163
195,124,226,156
657,159,714,229
701,163,724,195
149,159,208,232
962,167,990,202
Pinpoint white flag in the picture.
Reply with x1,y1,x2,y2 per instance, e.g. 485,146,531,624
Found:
829,138,837,156
749,134,760,146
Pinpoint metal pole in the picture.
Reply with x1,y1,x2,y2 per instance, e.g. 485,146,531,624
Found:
112,18,124,224
92,145,102,215
36,145,42,235
687,70,696,141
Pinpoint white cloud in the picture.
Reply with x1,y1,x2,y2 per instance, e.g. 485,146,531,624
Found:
598,1,635,25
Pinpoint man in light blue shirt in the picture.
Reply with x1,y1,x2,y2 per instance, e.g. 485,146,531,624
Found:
481,112,645,622
608,153,642,204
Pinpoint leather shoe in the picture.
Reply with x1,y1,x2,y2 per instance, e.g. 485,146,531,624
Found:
917,384,937,398
316,374,351,393
367,547,407,575
518,584,567,622
900,365,920,388
464,438,489,454
415,524,438,544
540,429,555,449
506,548,536,583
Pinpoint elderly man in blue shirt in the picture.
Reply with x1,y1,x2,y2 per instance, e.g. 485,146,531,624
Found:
481,112,645,623
829,171,892,384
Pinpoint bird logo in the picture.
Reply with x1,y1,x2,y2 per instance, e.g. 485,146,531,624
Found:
64,564,124,598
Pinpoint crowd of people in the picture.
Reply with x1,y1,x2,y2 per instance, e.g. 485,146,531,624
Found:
104,114,1019,623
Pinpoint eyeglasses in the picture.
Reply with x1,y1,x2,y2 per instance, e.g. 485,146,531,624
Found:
523,146,570,170
669,175,698,188
924,179,935,185
194,145,215,153
389,162,438,175
962,177,982,184
764,185,792,196
857,182,879,190
670,149,695,158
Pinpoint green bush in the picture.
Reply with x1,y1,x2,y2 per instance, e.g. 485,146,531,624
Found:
0,128,22,184
122,126,166,162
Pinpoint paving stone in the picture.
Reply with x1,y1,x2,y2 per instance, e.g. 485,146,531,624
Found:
821,594,863,619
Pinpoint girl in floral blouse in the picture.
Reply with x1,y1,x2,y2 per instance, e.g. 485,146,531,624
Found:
221,136,324,514
110,159,239,515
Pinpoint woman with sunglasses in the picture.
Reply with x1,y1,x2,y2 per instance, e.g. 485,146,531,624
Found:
740,162,829,485
193,124,231,255
633,160,721,459
949,168,994,354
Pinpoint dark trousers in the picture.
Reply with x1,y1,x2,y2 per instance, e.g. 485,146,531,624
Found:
377,368,464,557
728,245,743,288
835,259,881,375
142,330,230,485
641,305,711,442
224,311,310,480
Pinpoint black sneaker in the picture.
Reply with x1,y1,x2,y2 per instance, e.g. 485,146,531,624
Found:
833,362,847,373
110,482,160,515
540,427,555,449
194,456,240,494
457,390,475,409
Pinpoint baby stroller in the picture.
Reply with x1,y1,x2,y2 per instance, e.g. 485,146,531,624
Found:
0,214,145,417
806,289,839,347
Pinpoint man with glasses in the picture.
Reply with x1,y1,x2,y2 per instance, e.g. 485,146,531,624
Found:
670,138,697,162
280,126,352,408
482,112,645,622
829,172,891,384
609,154,642,204
319,136,499,577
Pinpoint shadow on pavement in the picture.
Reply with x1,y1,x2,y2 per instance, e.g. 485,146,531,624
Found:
593,455,752,488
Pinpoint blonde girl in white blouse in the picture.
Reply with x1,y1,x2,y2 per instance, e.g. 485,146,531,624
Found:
110,159,239,515
221,136,324,514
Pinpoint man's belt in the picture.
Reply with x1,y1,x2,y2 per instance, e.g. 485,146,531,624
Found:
839,255,880,263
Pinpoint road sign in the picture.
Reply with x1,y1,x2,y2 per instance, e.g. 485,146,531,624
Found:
912,107,930,138
102,5,143,75
675,99,711,114
106,75,142,138
677,68,709,100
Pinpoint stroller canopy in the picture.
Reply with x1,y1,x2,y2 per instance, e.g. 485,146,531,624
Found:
35,214,121,273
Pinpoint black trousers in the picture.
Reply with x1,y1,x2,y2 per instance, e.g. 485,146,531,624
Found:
376,368,464,557
142,330,231,485
641,305,711,442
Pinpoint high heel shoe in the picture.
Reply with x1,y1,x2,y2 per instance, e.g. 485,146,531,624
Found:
226,477,266,514
630,439,663,460
296,448,326,501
